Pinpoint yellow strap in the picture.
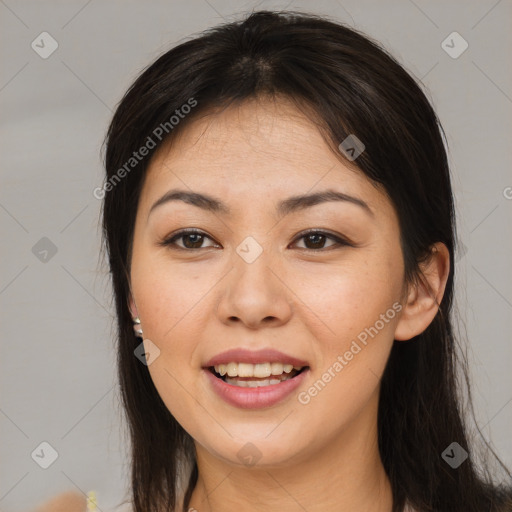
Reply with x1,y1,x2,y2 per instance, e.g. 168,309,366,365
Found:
86,490,97,511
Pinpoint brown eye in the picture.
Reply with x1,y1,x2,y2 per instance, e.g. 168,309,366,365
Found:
159,229,350,252
181,233,206,249
292,230,351,251
303,233,328,249
160,229,218,250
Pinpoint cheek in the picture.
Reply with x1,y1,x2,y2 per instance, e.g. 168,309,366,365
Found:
130,247,217,347
129,252,215,410
130,259,207,425
294,253,401,340
292,272,398,434
289,253,402,415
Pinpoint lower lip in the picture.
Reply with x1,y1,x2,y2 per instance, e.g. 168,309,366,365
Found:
203,368,309,409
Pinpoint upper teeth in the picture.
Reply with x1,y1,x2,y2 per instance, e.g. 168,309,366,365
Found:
213,362,303,378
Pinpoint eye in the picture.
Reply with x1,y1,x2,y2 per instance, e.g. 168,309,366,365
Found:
291,229,351,251
159,229,219,250
159,228,352,252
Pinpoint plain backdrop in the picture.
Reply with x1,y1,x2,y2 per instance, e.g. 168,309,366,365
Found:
1,1,511,510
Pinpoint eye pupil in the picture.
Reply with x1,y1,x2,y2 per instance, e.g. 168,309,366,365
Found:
305,233,326,249
183,233,204,248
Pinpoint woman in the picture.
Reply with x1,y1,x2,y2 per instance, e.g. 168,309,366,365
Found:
100,10,512,512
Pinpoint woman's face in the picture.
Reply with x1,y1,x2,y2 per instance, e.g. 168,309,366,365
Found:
129,98,407,467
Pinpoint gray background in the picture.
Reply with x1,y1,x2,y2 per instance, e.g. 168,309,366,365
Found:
1,1,511,510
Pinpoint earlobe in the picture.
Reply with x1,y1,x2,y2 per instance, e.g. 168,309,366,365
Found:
394,242,450,341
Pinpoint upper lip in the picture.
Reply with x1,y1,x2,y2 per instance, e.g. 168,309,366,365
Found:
203,348,309,368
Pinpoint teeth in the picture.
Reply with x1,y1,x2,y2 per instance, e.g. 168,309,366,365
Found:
238,363,254,377
227,362,238,377
271,362,283,375
254,362,272,378
213,362,304,378
225,374,294,387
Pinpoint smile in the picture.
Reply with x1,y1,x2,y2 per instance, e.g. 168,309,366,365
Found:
210,362,307,387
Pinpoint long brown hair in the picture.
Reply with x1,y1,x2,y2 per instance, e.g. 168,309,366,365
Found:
100,10,512,512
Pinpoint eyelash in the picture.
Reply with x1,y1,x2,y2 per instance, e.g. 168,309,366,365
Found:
158,228,352,252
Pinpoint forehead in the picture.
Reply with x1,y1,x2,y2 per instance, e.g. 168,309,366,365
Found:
140,98,388,213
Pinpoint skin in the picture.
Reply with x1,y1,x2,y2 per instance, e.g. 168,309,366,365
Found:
128,96,450,512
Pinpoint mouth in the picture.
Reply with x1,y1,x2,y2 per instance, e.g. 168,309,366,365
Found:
207,362,309,388
202,348,310,407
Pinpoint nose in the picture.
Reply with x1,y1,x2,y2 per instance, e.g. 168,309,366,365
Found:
215,248,293,330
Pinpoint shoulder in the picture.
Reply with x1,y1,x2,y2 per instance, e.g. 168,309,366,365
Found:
33,492,136,512
34,491,86,512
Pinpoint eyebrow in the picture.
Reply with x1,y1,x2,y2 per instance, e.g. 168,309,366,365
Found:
147,188,373,222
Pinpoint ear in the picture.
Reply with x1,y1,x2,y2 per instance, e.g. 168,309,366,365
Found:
127,292,139,319
394,242,450,341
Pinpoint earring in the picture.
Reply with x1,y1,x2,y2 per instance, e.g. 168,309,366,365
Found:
132,317,143,339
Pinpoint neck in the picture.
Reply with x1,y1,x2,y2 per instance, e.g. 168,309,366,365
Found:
185,393,393,512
